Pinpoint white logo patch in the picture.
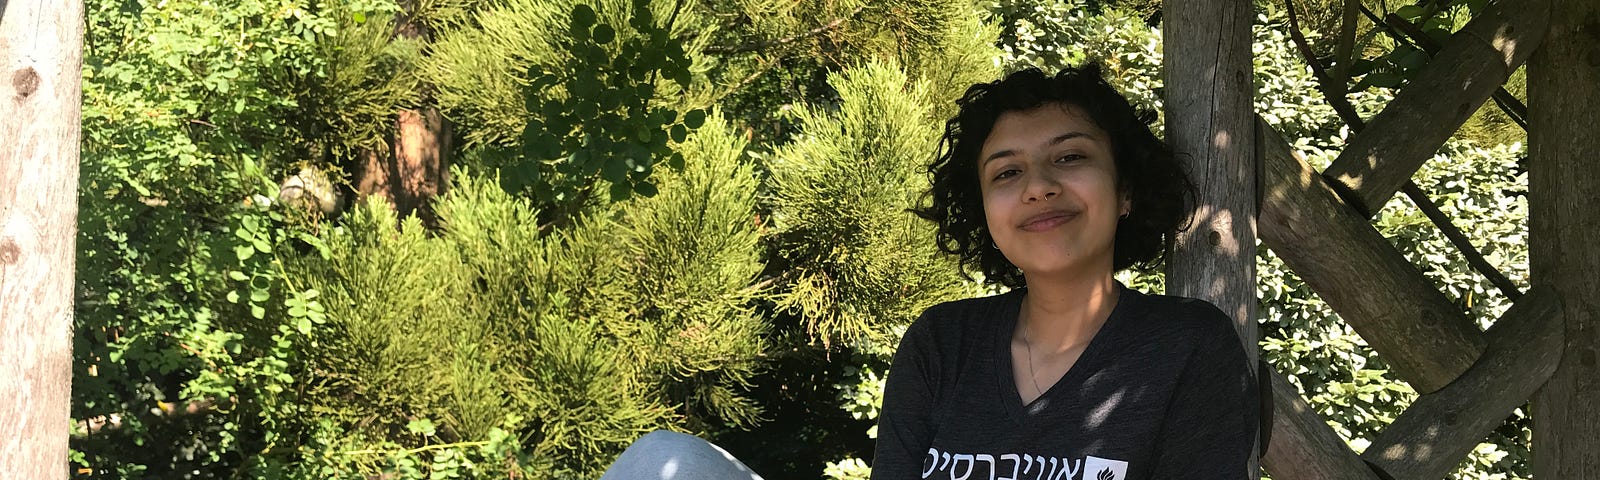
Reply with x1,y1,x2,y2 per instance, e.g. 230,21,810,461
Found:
1082,455,1128,480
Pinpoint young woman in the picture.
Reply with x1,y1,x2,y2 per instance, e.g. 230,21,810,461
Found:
599,65,1255,480
870,65,1257,480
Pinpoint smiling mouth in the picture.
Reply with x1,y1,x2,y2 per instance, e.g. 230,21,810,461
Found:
1020,211,1078,231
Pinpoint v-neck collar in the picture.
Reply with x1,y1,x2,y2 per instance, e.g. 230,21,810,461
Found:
994,281,1137,422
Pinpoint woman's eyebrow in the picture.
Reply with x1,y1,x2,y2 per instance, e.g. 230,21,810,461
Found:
1047,131,1091,146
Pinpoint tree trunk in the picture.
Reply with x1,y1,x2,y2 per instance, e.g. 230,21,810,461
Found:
0,0,84,477
354,12,450,226
356,108,451,224
1161,0,1257,475
1528,0,1600,475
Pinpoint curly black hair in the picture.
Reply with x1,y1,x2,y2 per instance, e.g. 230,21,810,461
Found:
914,64,1195,288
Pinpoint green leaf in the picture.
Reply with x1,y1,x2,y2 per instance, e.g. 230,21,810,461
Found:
609,181,633,201
670,124,687,143
1366,72,1403,88
352,11,366,24
1396,5,1427,21
570,5,597,29
602,157,628,183
593,24,616,45
1398,49,1430,71
683,109,706,129
251,289,270,302
251,305,266,319
229,270,249,281
296,316,313,334
634,181,658,197
235,244,255,261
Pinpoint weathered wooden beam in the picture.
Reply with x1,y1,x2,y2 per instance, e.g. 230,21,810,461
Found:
1161,0,1257,356
1362,286,1563,480
1261,365,1381,480
1257,118,1485,393
0,0,85,478
1161,0,1258,471
1320,0,1549,215
1528,0,1600,475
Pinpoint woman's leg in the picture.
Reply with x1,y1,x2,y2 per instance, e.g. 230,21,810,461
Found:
599,430,766,480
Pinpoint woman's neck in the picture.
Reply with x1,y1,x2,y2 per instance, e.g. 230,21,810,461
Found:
1017,272,1120,354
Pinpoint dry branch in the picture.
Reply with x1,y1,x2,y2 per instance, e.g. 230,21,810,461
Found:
1321,0,1549,215
1363,287,1562,479
1257,118,1486,393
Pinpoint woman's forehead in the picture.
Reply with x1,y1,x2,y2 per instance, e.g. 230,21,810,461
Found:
979,104,1107,160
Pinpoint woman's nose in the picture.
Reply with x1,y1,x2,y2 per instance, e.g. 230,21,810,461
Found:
1023,171,1061,202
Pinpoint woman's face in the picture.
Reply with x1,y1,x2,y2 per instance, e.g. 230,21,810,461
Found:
976,103,1128,281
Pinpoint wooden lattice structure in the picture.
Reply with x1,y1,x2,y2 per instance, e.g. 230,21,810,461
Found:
1162,0,1598,478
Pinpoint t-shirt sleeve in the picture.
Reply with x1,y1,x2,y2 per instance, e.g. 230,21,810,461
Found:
1148,305,1259,480
871,309,942,480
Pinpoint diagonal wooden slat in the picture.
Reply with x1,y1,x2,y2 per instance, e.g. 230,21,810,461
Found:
1257,117,1485,393
1320,0,1549,215
1261,365,1381,480
1362,287,1563,480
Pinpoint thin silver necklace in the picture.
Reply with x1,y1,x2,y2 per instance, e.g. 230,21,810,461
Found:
1020,315,1045,399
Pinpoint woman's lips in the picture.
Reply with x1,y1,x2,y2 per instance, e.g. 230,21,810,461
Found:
1019,211,1078,231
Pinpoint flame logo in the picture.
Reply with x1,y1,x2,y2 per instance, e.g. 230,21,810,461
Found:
1097,467,1116,480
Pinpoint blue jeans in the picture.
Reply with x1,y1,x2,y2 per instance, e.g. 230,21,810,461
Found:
600,431,767,480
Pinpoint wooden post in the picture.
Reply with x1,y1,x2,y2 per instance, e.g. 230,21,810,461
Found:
1528,0,1600,475
0,0,85,478
1161,0,1257,360
1162,0,1257,475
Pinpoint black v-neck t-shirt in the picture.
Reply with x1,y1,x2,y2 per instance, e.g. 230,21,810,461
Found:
870,285,1257,480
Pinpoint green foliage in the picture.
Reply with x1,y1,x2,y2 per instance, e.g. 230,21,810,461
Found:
512,2,704,202
765,60,972,345
73,0,386,474
989,0,1165,123
271,111,768,477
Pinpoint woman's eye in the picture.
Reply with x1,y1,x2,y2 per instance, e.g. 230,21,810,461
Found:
1056,154,1085,163
994,169,1020,180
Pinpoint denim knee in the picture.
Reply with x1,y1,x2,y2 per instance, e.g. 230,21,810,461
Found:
599,430,765,480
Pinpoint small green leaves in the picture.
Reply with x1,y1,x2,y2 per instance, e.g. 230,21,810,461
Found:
683,109,706,129
516,1,707,203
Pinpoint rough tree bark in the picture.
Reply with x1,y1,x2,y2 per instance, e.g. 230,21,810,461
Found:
1528,0,1600,476
0,0,84,477
1161,0,1258,355
1161,0,1258,476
